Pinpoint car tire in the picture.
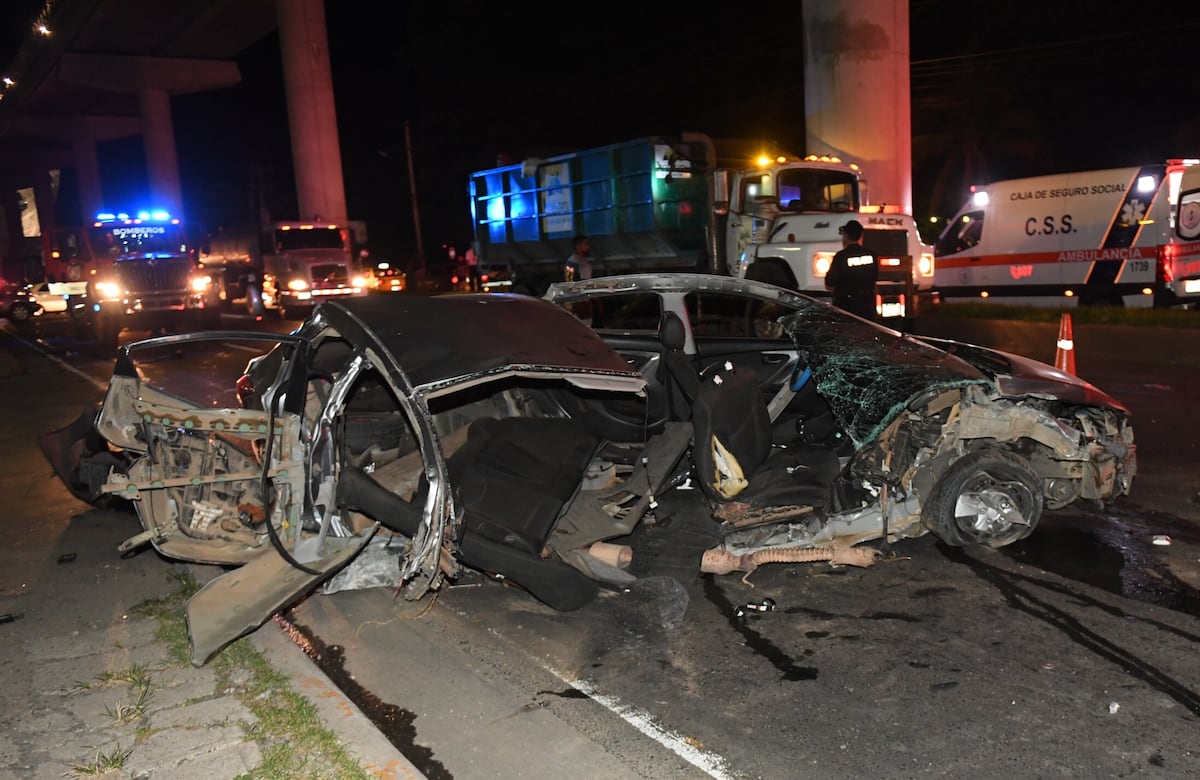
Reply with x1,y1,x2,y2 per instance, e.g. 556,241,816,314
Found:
922,448,1043,548
9,301,33,322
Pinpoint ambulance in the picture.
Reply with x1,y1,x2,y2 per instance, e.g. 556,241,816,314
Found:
932,160,1200,308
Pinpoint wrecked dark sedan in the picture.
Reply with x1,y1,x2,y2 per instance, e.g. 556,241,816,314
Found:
41,279,1136,665
543,273,1135,544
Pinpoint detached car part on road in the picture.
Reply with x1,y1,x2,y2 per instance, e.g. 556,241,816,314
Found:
40,277,1136,665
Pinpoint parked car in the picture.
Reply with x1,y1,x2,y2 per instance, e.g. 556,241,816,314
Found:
26,281,69,314
39,278,1136,665
0,281,42,322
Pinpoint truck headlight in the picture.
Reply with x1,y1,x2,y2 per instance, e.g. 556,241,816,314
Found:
93,280,123,298
287,279,309,291
812,253,834,277
191,275,213,292
351,275,369,289
917,253,935,277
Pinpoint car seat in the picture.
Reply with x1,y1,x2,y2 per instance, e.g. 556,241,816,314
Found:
655,311,701,420
692,362,841,510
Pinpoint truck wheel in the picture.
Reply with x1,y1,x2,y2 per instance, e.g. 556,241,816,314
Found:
745,262,797,291
246,287,266,318
922,448,1043,548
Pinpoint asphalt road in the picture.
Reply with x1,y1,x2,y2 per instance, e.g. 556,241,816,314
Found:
4,310,1199,778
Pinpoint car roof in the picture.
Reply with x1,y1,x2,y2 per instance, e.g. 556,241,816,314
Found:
320,293,643,389
545,272,815,305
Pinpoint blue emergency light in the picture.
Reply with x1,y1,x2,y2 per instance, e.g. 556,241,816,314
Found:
95,209,173,224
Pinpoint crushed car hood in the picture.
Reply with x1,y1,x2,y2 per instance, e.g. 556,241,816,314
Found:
914,336,1129,413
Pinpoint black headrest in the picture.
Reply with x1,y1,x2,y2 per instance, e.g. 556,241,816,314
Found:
659,311,686,351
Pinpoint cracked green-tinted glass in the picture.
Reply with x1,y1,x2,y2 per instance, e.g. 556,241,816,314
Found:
780,305,989,447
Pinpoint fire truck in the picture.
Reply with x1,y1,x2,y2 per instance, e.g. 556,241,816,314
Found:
41,210,220,347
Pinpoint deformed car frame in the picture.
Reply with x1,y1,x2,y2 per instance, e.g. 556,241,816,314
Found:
41,281,1137,665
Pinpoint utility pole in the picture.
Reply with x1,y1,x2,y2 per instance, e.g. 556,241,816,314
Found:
404,119,424,256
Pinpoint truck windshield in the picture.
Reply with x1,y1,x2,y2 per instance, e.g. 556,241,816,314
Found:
90,224,189,255
274,228,346,251
775,170,860,212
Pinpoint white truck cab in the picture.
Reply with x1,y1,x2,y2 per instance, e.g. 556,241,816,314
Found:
727,155,935,318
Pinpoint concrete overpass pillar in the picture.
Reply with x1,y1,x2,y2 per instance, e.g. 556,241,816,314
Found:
803,0,912,214
55,52,241,222
138,88,184,218
275,0,348,223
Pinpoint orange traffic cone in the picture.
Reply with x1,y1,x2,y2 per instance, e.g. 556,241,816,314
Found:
1055,312,1075,375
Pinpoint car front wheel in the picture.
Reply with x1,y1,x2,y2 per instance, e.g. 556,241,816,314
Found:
9,301,34,322
923,448,1043,548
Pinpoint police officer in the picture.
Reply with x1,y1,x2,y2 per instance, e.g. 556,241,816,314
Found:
825,219,878,319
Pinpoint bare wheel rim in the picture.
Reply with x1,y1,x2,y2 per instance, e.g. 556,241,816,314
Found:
952,472,1037,540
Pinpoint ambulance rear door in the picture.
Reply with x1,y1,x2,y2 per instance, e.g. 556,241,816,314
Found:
1169,163,1200,303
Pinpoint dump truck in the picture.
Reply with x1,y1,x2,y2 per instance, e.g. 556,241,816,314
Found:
198,219,371,320
467,132,934,318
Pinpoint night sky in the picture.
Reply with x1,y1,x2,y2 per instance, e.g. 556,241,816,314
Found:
2,1,1199,261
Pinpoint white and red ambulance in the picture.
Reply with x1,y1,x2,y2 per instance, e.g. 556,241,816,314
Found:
932,160,1200,308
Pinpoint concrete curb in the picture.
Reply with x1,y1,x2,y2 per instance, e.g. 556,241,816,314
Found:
250,620,428,779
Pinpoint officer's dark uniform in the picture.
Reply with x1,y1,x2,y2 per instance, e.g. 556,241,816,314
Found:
825,220,878,319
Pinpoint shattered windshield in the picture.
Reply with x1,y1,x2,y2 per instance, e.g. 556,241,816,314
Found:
780,305,988,445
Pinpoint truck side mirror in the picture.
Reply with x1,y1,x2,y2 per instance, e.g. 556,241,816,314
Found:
713,170,729,215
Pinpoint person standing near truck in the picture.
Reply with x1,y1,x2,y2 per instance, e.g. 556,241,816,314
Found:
464,246,480,291
565,234,594,281
825,219,878,319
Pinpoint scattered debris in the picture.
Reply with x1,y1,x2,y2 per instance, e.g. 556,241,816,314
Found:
58,552,77,563
1108,702,1120,714
734,598,776,619
0,612,24,625
1152,535,1172,547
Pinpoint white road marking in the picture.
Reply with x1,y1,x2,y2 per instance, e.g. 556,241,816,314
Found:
6,329,108,392
537,659,737,779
